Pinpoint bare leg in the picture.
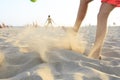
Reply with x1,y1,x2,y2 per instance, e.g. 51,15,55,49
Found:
63,0,92,33
74,0,92,32
88,2,115,59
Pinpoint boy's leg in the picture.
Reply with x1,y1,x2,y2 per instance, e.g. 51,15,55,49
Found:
88,2,115,59
74,0,93,32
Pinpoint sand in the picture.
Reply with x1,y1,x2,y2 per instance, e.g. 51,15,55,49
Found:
0,26,120,80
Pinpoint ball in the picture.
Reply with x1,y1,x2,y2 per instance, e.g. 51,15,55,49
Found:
30,0,37,2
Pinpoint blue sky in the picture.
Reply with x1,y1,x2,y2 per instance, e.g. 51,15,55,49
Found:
0,0,120,26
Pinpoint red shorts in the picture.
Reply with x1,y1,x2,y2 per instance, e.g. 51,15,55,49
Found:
102,0,120,7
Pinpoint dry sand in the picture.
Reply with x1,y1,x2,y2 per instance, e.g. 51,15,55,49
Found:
0,26,120,80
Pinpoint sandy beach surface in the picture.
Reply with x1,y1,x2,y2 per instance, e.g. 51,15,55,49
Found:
0,26,120,80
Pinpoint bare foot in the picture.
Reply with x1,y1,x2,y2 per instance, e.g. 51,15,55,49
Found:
88,54,101,60
62,27,77,36
88,51,101,60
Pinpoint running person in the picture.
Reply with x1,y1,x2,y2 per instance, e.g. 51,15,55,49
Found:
73,0,120,59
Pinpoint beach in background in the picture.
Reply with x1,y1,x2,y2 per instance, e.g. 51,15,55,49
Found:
0,26,120,80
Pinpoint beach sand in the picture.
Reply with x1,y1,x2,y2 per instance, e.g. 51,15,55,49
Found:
0,26,120,80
